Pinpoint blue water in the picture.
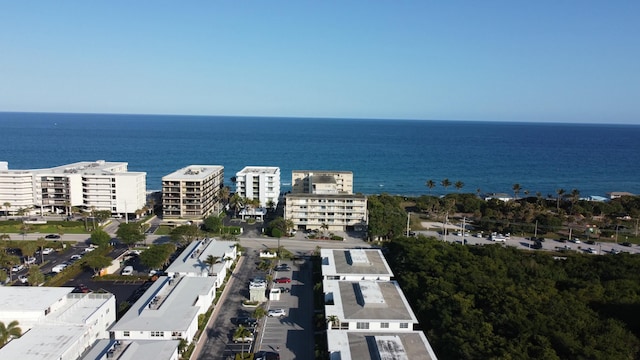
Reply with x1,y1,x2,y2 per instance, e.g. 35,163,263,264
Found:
1,112,639,197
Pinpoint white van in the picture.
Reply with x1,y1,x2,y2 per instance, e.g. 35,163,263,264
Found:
121,266,134,276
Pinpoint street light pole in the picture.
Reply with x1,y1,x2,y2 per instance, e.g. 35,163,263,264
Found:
406,212,411,237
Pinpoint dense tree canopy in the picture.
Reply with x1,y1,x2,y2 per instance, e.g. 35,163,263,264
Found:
384,236,640,359
367,194,407,240
169,224,200,246
90,229,111,248
116,223,146,247
139,243,176,270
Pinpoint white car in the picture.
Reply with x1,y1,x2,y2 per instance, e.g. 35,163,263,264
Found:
11,264,25,272
70,254,83,261
267,308,286,317
25,257,36,265
84,246,96,253
18,275,28,284
121,266,134,276
52,263,69,273
41,248,54,255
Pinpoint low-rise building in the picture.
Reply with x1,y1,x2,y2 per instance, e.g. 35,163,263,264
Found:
162,165,224,219
110,276,216,344
0,287,116,360
235,166,280,208
321,248,438,360
165,238,237,288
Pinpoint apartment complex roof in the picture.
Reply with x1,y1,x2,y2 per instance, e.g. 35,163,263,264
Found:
81,339,180,360
162,165,223,181
111,276,215,332
166,238,236,275
321,249,394,278
327,331,437,360
325,280,417,322
0,286,72,313
285,193,365,199
0,324,87,360
236,166,279,175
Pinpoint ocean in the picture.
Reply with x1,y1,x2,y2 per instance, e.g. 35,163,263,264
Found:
1,112,639,198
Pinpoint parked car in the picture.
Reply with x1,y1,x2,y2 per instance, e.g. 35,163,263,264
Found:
279,287,291,293
18,275,28,284
587,247,598,254
236,317,258,327
70,254,83,261
255,351,280,360
72,284,91,293
45,234,60,239
11,264,25,272
121,266,134,276
622,242,633,247
24,256,36,265
233,331,254,343
40,248,54,255
84,246,96,253
267,308,286,317
274,277,291,284
52,263,68,273
275,265,291,272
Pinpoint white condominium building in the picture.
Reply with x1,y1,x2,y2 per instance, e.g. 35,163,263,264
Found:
162,165,224,219
235,166,280,208
285,170,367,232
0,160,146,215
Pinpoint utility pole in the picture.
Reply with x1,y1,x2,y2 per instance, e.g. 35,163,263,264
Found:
534,220,538,238
406,212,411,237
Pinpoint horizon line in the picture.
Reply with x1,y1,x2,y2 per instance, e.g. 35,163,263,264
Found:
0,110,637,126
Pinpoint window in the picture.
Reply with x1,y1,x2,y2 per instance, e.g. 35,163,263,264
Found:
381,322,389,329
356,322,370,329
151,331,164,337
123,331,130,337
400,323,409,329
171,331,182,337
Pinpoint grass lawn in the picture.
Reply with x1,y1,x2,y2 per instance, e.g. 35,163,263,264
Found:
0,220,89,234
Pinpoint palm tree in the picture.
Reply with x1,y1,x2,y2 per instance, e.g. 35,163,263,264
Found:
556,188,565,212
0,252,20,282
441,178,451,193
285,218,295,235
513,183,521,200
220,186,231,207
204,255,219,275
425,180,436,194
570,188,580,214
454,181,464,193
35,237,47,264
320,223,329,238
327,315,340,330
2,202,10,220
229,193,243,218
0,320,22,347
233,325,253,356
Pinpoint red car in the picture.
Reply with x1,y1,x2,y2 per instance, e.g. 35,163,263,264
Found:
274,277,291,284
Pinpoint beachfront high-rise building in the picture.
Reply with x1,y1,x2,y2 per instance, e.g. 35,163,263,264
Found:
285,170,367,232
234,166,280,208
0,160,146,216
162,165,224,219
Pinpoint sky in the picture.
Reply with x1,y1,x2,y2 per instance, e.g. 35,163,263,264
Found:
0,1,639,124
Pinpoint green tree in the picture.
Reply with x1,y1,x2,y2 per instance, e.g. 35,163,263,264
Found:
454,180,464,193
169,224,200,246
513,183,522,200
229,193,244,217
441,178,452,192
204,255,220,275
94,210,111,224
0,252,21,282
90,229,111,248
233,325,253,355
18,242,38,266
84,255,113,276
252,306,267,321
116,222,146,248
2,202,10,220
425,179,436,194
139,243,176,270
556,188,566,212
203,215,223,233
0,320,22,347
27,265,44,286
35,237,47,264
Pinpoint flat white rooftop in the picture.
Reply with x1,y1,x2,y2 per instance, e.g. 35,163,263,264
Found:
166,239,236,275
111,276,215,332
163,165,223,181
0,286,72,313
324,280,417,322
82,339,180,360
328,331,438,360
0,324,87,360
0,160,134,174
237,166,279,175
321,249,394,278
